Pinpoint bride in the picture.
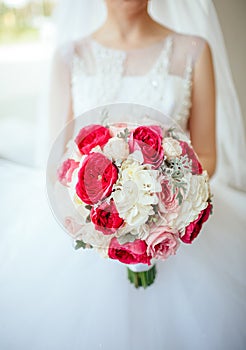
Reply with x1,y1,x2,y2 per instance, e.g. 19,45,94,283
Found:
0,1,245,349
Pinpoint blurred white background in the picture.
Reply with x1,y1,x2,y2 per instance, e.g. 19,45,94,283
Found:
0,0,245,167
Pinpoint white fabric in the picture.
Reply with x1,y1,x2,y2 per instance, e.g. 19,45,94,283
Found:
1,1,246,349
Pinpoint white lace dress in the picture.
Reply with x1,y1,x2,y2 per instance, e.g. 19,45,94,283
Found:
0,34,245,350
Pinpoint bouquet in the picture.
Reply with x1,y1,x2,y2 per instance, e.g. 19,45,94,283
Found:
47,105,212,289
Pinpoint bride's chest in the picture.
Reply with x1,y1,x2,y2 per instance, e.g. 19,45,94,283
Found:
71,39,193,130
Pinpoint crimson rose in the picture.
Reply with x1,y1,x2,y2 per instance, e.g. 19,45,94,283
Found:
76,153,118,205
90,200,124,235
108,238,151,265
179,141,203,175
129,126,164,169
75,124,111,155
180,202,212,244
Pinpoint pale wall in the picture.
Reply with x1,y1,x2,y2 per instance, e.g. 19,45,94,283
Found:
214,0,246,121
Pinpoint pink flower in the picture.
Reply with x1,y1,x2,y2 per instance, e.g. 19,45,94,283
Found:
129,126,164,169
158,178,179,217
64,216,82,237
57,159,79,186
108,238,151,265
179,141,203,175
146,226,180,260
90,200,124,235
180,202,212,244
75,124,111,155
76,152,118,205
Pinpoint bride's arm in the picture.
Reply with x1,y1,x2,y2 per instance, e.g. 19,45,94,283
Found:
49,45,74,145
189,42,216,177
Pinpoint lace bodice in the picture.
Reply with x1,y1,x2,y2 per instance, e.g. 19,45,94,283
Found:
54,33,206,132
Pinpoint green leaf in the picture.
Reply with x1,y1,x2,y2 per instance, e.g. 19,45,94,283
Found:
75,240,92,250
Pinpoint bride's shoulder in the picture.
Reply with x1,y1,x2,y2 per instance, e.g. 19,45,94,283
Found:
171,31,210,63
53,36,91,64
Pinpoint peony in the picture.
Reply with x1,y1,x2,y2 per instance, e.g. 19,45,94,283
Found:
90,200,124,235
179,141,203,175
180,202,212,244
163,137,182,160
75,124,111,155
174,172,210,231
57,159,80,186
76,152,118,205
108,237,151,265
146,226,180,260
129,126,164,169
103,137,129,161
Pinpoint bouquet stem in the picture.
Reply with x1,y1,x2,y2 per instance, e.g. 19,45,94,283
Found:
127,264,156,289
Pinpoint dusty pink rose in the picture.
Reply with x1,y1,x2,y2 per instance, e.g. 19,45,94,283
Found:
146,226,180,260
64,216,83,237
180,202,212,244
57,159,80,186
158,179,179,217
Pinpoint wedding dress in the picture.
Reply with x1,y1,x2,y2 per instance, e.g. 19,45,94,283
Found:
0,33,245,350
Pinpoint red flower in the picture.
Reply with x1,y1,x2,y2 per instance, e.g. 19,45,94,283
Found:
179,141,203,175
108,238,151,265
57,158,79,186
76,153,118,205
90,200,124,235
129,126,164,169
180,202,212,244
75,124,111,155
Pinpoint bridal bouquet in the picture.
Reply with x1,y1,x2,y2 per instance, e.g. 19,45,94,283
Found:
54,120,212,288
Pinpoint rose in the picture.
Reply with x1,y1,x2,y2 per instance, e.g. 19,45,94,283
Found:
57,159,80,186
158,179,179,220
90,200,124,235
75,124,111,155
146,226,180,260
64,216,83,237
108,237,151,265
163,137,182,160
76,152,118,205
179,141,203,175
103,137,129,161
180,202,212,244
129,126,164,169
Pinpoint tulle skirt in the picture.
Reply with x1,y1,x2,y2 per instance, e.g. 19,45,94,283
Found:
0,159,245,350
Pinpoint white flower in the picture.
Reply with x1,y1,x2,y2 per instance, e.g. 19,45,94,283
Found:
173,171,210,231
116,223,150,241
163,137,182,159
78,223,112,258
103,137,129,161
112,155,161,227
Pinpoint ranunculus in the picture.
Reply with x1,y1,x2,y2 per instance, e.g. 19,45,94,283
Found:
90,200,124,235
108,237,151,265
76,152,118,205
57,158,80,186
103,137,129,161
129,126,164,169
180,202,212,244
179,141,203,175
163,137,182,160
146,226,180,260
75,124,111,155
158,179,179,222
